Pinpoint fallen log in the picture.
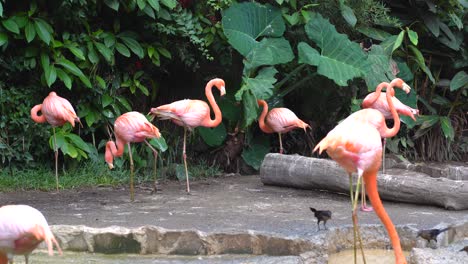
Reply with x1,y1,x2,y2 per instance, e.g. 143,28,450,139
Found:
259,153,468,210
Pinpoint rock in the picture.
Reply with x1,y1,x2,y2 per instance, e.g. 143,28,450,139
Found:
260,154,468,210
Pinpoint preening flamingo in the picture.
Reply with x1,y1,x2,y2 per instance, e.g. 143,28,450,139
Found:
314,82,407,264
359,78,417,211
0,204,62,264
105,111,161,201
149,78,226,194
257,100,310,154
30,91,81,191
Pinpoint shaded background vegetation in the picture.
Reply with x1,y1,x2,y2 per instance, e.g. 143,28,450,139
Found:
0,0,466,189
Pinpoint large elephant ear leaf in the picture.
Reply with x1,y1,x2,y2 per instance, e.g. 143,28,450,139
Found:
364,45,395,90
222,2,285,57
298,13,368,86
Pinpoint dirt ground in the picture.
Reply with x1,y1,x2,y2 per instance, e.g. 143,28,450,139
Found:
1,174,466,237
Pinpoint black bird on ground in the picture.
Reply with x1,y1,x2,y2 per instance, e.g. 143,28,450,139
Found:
310,207,332,231
417,227,450,243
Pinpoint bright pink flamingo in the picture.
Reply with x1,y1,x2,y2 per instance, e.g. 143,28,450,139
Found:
105,111,161,201
0,205,62,264
149,78,226,194
359,78,417,211
31,91,81,191
257,100,310,154
314,81,407,264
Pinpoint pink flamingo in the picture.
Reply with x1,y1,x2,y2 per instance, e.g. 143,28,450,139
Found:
314,81,407,264
257,99,310,154
359,78,417,211
149,78,226,194
30,91,81,191
105,111,161,201
0,204,62,264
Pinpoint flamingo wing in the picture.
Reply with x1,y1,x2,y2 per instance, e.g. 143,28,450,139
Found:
115,112,160,143
266,108,309,133
152,99,210,128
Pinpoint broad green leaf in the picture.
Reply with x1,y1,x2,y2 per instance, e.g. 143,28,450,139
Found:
339,3,357,27
102,109,114,118
50,133,66,150
85,110,97,127
439,116,454,141
2,19,19,34
395,60,413,82
241,91,258,128
392,30,405,53
363,45,395,91
157,47,171,58
0,32,7,46
104,0,120,11
236,67,278,101
56,58,85,77
45,65,57,87
62,142,78,158
160,0,176,9
0,3,3,17
95,42,113,61
67,46,85,60
116,96,132,111
244,37,293,72
449,13,463,30
298,13,368,86
418,97,437,115
147,46,155,58
355,26,391,41
142,5,155,19
148,0,160,12
66,133,91,153
175,164,191,181
422,14,440,37
87,42,99,64
25,21,36,42
56,68,72,89
136,0,146,10
222,2,285,56
450,71,468,91
119,35,144,58
33,18,52,44
219,98,241,122
96,75,106,89
406,28,418,45
149,136,168,152
40,53,50,74
241,141,270,170
380,35,398,55
115,43,131,57
103,33,116,47
408,45,435,83
102,94,113,107
79,75,92,88
284,12,300,26
198,123,227,147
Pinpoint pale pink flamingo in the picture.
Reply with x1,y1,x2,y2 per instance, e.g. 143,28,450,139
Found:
105,111,161,201
314,81,407,264
30,91,81,191
0,204,62,264
359,78,417,211
257,99,310,154
149,78,226,194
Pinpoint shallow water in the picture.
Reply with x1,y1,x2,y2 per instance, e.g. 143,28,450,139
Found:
328,249,410,264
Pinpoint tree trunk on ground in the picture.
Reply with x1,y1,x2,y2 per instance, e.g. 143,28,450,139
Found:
260,153,468,210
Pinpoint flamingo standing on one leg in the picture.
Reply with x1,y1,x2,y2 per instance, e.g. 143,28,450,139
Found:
314,82,407,264
149,78,226,194
257,100,310,154
30,91,81,191
0,204,62,264
359,78,418,211
105,111,161,202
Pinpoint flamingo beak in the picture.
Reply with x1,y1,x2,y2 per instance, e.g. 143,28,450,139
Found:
402,83,411,94
220,86,226,96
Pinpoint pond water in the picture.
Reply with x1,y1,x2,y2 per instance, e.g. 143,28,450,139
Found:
328,249,411,264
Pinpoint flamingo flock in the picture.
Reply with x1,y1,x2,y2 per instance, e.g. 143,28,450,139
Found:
0,76,419,263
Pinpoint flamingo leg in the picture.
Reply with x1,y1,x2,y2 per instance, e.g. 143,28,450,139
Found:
52,127,59,191
382,138,387,174
353,175,367,264
278,133,283,154
127,143,135,202
183,127,191,194
361,182,373,212
348,173,357,264
144,140,159,193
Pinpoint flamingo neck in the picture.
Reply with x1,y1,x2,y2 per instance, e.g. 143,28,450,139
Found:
203,79,222,127
257,100,274,133
363,170,406,263
362,82,388,108
30,104,47,123
104,138,126,168
382,84,401,138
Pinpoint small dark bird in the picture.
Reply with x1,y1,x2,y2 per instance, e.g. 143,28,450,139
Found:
310,207,332,231
417,227,450,243
460,246,467,253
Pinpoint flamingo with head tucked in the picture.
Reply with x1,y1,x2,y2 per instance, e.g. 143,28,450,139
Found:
105,111,161,201
314,81,407,264
0,204,62,264
257,100,310,154
30,92,81,191
149,78,226,194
